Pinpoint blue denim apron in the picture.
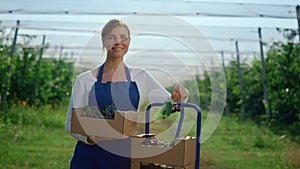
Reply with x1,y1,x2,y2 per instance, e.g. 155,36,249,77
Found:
70,64,140,169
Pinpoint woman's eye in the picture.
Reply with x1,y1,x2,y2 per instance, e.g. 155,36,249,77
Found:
104,36,113,41
105,35,128,42
107,36,113,40
121,36,129,41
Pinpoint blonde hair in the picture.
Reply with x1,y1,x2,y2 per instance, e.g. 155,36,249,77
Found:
101,18,130,39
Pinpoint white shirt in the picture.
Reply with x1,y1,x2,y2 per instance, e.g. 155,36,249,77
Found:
65,67,173,144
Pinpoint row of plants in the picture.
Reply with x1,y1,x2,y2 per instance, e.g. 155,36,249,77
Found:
0,27,74,112
183,30,300,140
1,26,299,140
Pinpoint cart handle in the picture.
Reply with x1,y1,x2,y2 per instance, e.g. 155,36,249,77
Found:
145,102,201,169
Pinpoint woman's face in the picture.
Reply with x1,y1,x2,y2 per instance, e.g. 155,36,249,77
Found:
103,25,130,59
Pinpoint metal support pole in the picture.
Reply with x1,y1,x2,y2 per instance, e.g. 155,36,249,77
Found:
235,41,245,116
221,50,230,115
258,28,270,118
296,5,300,57
297,5,300,43
59,46,63,60
39,35,46,60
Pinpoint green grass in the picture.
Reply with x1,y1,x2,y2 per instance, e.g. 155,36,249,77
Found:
146,108,299,169
0,105,299,169
0,105,75,169
200,116,294,169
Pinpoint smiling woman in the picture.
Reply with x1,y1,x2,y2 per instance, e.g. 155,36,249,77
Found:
64,18,190,169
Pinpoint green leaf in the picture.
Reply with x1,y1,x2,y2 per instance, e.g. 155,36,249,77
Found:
153,106,164,119
153,100,173,119
163,101,173,119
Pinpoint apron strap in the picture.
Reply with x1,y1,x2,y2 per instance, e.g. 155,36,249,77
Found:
97,63,132,82
97,64,105,82
124,65,132,82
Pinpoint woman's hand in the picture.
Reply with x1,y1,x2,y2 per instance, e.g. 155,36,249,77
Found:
171,84,189,102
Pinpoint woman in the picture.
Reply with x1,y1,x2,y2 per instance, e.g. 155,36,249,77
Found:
65,18,189,169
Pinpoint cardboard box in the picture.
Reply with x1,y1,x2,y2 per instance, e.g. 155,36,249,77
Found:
131,136,196,168
71,108,137,139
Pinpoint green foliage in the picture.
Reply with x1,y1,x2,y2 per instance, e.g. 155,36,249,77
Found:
0,27,12,107
222,59,265,119
206,42,299,136
266,42,300,126
9,47,39,104
181,36,300,139
224,61,241,114
0,32,74,110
